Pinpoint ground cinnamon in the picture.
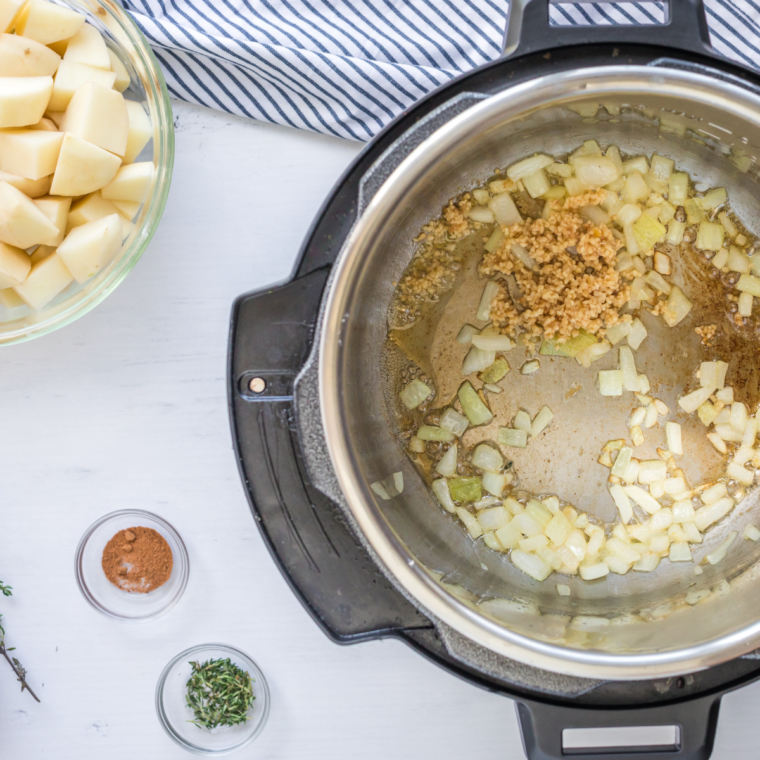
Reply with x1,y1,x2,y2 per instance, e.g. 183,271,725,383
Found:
102,526,173,593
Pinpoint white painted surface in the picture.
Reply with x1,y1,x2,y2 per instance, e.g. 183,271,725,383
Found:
0,101,758,759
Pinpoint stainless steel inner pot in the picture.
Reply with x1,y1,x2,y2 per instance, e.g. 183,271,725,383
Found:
318,66,760,680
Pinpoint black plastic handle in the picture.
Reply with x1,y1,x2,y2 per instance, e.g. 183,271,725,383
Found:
517,694,721,760
227,268,432,645
504,0,712,59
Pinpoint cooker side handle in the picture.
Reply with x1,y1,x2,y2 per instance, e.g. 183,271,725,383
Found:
504,0,711,59
516,694,721,760
228,267,433,644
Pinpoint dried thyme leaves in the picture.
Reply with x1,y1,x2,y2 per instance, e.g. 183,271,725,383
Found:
185,658,255,729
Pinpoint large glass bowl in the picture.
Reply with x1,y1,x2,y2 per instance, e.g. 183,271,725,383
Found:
0,0,174,345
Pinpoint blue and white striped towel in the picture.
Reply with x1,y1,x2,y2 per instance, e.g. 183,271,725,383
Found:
120,0,760,142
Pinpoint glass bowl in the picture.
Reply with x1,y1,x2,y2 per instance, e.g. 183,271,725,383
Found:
75,509,189,622
0,0,174,345
156,644,271,755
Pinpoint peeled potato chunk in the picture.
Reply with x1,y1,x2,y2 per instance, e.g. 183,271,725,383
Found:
50,133,122,197
107,48,130,93
101,162,152,202
0,0,26,33
0,33,61,76
0,286,23,308
123,100,151,164
34,195,71,245
0,129,64,180
0,169,50,198
111,198,139,220
30,242,54,264
66,192,117,231
0,241,30,288
14,252,73,309
62,23,109,70
44,109,64,128
15,1,85,45
0,76,53,128
29,117,58,131
61,81,128,156
57,213,121,283
0,180,58,248
48,60,115,111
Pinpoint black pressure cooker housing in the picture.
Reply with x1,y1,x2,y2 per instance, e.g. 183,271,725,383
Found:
228,2,760,758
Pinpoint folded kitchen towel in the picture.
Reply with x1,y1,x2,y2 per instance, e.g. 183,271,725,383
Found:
120,0,760,141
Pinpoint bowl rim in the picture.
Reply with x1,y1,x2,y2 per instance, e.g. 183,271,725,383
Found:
74,508,190,622
155,643,271,756
0,0,175,346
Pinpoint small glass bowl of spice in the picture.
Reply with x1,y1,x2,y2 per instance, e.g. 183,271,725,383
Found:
156,643,270,755
75,510,189,622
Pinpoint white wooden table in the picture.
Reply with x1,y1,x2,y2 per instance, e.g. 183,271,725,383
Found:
0,101,758,759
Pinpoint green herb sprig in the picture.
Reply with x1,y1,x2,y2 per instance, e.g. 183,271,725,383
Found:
185,658,255,729
0,579,40,703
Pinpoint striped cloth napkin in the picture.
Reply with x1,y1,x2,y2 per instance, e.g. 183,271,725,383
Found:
120,0,760,142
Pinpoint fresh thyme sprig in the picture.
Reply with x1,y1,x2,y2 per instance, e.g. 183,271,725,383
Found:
185,658,255,729
0,579,40,703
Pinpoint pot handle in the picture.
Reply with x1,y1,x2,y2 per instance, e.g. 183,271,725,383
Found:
504,0,712,59
516,694,722,760
228,267,432,644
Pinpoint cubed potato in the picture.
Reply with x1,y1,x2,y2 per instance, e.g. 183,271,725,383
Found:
34,195,71,245
29,117,58,131
0,33,61,76
30,243,55,264
0,169,51,198
110,198,139,220
0,129,64,179
0,241,31,288
101,162,152,202
44,109,64,127
57,213,121,283
0,76,54,128
14,252,73,309
61,81,128,155
48,59,115,111
107,48,130,93
47,37,70,56
66,192,117,232
15,1,85,45
50,133,121,196
0,180,58,248
0,286,24,308
123,99,151,164
62,23,109,70
0,0,27,33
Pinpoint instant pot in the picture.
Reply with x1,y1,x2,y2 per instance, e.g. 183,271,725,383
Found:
229,2,760,757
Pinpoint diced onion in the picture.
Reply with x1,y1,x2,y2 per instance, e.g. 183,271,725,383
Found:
737,274,760,297
668,172,689,205
679,385,715,413
624,485,662,514
472,188,490,205
511,243,536,270
521,360,540,375
370,481,390,500
669,542,692,562
400,379,432,409
610,484,633,523
432,478,455,512
489,192,522,225
458,381,493,426
728,246,751,274
597,370,623,397
471,443,504,473
611,446,633,478
512,549,553,581
476,280,500,322
514,410,532,433
706,531,738,565
619,346,639,392
556,584,571,596
633,554,661,572
726,461,754,486
523,169,551,199
666,421,683,456
507,154,554,181
696,221,724,251
484,383,503,393
701,483,727,506
457,324,478,344
462,346,496,376
484,225,504,253
719,211,738,237
417,425,456,442
456,507,483,539
744,524,760,542
662,286,693,326
580,204,611,225
482,472,507,498
627,318,648,350
472,331,513,352
739,292,754,317
449,476,482,503
574,156,619,188
700,361,728,390
580,561,610,581
606,321,631,345
695,496,734,531
716,387,734,403
531,406,554,438
638,460,667,484
712,247,729,269
440,408,469,437
477,505,510,530
730,401,748,432
436,444,458,477
715,423,742,442
498,427,527,448
644,270,671,295
699,187,727,210
666,220,686,245
468,206,494,224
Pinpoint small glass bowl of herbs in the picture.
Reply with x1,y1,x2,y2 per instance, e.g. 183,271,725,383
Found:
156,644,270,755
